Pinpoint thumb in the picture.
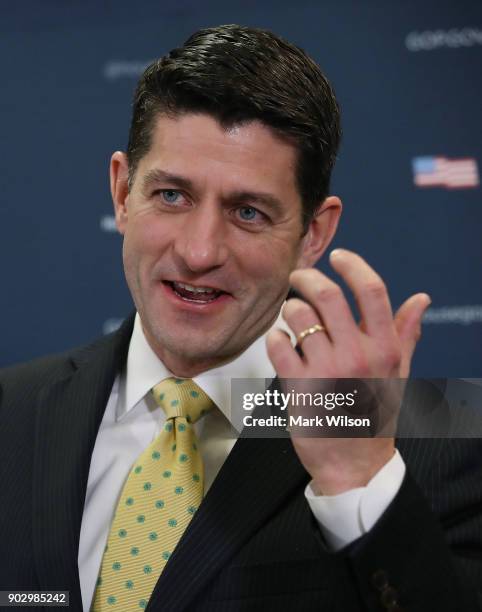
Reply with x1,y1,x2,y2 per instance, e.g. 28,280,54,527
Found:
394,293,431,376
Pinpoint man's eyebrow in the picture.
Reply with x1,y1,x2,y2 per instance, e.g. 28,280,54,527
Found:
142,169,194,192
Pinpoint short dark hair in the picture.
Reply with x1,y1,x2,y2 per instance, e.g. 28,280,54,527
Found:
127,24,341,230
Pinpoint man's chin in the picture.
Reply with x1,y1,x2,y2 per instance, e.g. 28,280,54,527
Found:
149,331,233,370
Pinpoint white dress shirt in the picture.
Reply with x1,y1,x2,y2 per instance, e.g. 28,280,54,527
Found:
78,312,405,611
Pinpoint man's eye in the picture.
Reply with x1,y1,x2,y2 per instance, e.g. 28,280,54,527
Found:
160,190,181,204
238,206,259,221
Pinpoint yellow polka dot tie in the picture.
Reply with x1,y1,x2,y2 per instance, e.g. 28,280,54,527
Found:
92,378,214,611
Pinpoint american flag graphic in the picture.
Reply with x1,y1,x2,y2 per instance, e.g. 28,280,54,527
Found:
412,156,479,189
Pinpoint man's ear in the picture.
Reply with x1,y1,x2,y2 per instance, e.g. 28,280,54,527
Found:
296,196,342,268
110,151,130,235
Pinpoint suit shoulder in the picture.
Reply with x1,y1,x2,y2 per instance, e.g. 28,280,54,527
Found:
0,350,72,391
0,330,118,405
0,350,73,436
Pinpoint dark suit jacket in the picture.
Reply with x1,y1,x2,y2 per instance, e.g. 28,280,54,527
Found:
1,313,481,611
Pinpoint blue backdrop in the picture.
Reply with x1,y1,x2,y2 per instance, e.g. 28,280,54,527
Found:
1,0,481,376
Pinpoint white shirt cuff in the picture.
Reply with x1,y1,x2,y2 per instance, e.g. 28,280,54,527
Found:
304,449,406,551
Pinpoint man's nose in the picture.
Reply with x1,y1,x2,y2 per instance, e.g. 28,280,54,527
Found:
173,203,229,273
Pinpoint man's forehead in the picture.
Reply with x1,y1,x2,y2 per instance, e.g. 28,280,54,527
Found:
146,112,298,163
130,114,304,225
137,114,295,188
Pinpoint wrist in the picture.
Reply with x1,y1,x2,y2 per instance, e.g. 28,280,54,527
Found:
311,447,395,496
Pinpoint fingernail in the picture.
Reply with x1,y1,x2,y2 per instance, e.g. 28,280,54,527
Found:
330,248,344,259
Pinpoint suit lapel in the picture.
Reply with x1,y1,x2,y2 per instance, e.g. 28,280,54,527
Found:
147,432,308,612
32,314,135,608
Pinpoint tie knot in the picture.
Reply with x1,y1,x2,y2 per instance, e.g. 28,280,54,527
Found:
151,377,214,423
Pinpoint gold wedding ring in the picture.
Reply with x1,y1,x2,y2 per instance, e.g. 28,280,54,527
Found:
296,323,326,346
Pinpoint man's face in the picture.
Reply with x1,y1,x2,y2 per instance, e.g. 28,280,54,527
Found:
112,113,335,375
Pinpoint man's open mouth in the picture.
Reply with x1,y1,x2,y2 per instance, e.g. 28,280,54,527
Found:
164,281,226,303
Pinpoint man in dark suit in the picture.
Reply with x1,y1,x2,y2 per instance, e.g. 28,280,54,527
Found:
1,24,481,611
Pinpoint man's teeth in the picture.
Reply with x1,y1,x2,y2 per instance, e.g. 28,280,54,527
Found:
173,282,217,294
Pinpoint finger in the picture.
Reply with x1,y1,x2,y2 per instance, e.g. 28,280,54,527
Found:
282,298,332,359
329,249,395,340
394,293,431,376
266,328,303,378
288,268,360,346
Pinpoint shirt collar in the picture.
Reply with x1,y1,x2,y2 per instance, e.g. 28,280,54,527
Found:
117,310,295,422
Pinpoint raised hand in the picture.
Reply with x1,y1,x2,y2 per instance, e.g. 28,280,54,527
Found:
266,248,431,495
